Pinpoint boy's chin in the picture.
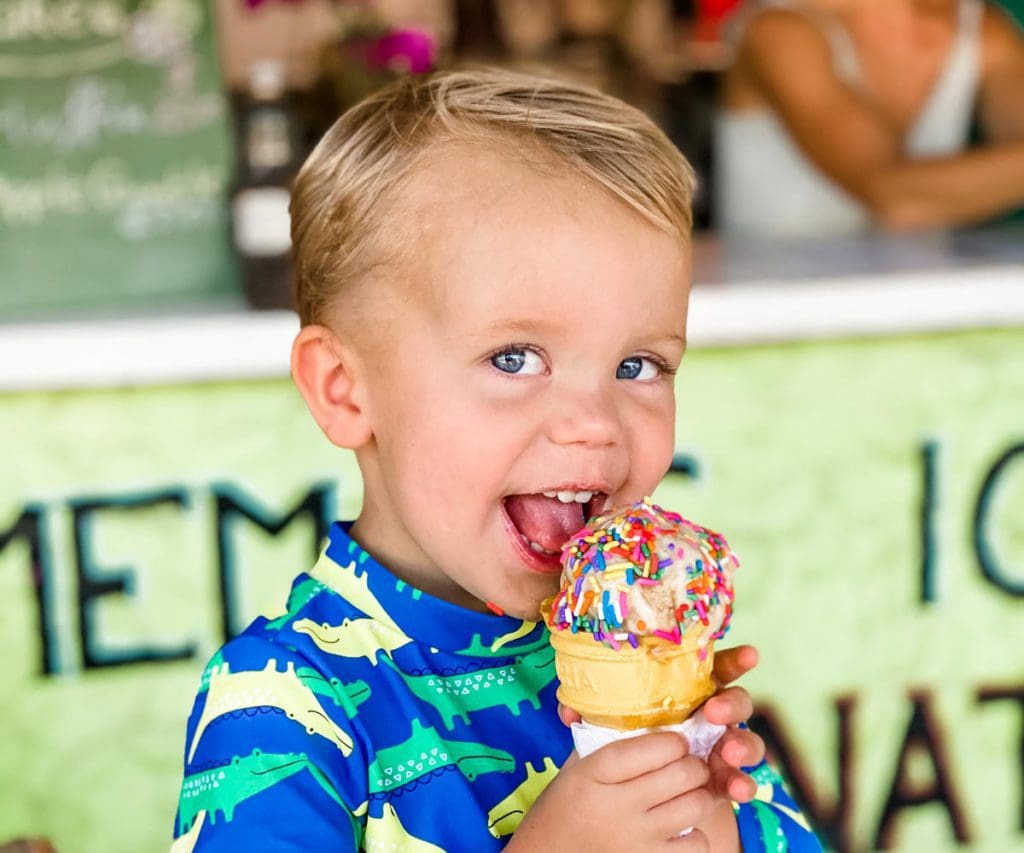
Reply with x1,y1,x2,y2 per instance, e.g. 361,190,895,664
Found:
493,602,546,621
484,578,560,621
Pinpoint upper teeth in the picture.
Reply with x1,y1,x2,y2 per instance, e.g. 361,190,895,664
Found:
542,490,594,503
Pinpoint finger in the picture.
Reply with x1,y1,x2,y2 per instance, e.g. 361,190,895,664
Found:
714,727,765,770
712,645,759,687
646,787,715,840
557,703,582,727
708,749,758,803
727,769,758,803
629,755,709,810
703,686,753,727
586,731,689,784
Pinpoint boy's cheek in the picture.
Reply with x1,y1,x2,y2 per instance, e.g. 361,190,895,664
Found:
630,417,677,480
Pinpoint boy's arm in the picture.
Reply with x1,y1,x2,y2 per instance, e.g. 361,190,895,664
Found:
172,637,366,851
701,649,824,851
685,733,823,851
733,757,824,853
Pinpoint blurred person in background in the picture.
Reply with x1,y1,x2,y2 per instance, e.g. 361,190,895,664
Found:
714,0,1024,237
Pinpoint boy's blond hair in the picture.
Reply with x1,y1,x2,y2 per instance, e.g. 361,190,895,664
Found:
290,67,696,325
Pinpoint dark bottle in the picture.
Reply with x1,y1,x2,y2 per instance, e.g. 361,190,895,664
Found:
453,0,504,60
230,59,300,310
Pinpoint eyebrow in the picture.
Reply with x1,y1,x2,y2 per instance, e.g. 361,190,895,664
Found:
632,331,688,355
477,318,562,337
651,332,688,348
476,321,688,352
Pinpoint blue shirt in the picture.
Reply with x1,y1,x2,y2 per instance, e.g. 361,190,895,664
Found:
173,522,822,851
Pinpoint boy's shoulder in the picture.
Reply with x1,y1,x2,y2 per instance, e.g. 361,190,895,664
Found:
175,529,574,849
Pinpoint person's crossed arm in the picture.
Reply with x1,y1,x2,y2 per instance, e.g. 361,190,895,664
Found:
737,5,1024,230
978,5,1024,143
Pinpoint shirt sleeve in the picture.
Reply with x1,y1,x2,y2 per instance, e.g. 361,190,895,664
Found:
733,759,824,853
171,636,368,851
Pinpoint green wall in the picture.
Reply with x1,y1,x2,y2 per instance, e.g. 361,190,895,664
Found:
0,327,1021,851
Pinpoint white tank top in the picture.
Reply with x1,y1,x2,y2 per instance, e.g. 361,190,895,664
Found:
714,0,983,237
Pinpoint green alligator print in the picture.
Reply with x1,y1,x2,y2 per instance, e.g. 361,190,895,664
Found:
749,764,811,832
309,552,404,634
170,809,206,853
455,620,545,659
188,659,354,763
750,800,787,853
177,749,343,834
296,667,372,714
364,802,444,852
368,718,515,795
198,649,227,694
486,757,560,837
380,646,556,730
264,577,328,631
294,616,412,664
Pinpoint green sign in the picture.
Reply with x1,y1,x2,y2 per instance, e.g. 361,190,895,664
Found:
0,327,1021,851
0,0,238,317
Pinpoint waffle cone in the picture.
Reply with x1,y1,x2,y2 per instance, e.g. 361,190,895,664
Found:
548,622,715,730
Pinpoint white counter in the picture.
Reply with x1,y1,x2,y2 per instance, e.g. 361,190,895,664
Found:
2,227,1022,392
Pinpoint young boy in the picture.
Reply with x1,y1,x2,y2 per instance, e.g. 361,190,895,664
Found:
173,69,821,851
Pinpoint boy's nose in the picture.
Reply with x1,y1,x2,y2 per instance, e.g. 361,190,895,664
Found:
545,387,622,448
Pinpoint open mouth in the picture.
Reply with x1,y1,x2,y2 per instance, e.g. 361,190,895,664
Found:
502,488,610,571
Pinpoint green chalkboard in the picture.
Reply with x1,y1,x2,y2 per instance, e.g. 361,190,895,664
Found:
0,0,240,317
992,0,1024,27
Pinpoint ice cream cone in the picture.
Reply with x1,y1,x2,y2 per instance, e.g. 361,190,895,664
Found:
546,612,716,729
542,499,737,731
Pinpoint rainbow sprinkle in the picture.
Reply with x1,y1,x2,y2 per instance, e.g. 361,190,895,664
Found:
549,497,739,651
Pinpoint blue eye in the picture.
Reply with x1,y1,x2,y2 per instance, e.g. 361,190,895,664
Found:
491,348,545,375
492,351,524,373
617,357,659,380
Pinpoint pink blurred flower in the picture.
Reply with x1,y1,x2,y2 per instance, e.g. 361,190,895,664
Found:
365,29,435,74
240,0,434,75
243,0,371,7
243,0,300,8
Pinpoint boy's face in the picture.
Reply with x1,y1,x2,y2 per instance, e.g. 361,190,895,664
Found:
349,143,690,620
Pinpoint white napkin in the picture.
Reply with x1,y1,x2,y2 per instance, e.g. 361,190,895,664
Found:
569,709,726,836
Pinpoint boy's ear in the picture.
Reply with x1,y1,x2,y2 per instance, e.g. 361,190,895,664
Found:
291,325,373,449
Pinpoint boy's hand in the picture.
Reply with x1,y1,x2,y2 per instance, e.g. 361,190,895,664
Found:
703,644,764,803
557,644,765,805
507,731,715,851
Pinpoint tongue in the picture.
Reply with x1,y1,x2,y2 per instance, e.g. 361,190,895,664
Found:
505,495,585,552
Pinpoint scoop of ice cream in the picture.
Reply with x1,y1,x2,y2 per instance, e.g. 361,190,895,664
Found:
546,498,738,651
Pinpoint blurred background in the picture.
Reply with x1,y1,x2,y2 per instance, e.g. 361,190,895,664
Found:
0,0,1022,850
